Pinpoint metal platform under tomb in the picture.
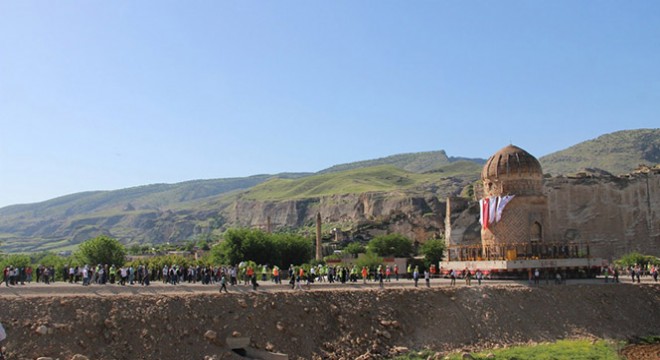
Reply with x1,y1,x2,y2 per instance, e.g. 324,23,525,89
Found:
440,257,606,275
440,241,608,277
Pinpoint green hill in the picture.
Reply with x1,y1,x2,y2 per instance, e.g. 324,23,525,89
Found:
318,150,485,174
540,129,660,175
0,174,309,218
244,162,482,201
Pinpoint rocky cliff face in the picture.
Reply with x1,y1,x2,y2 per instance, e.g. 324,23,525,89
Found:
229,192,446,243
545,172,660,260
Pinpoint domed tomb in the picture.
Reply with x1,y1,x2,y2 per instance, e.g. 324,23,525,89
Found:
480,145,550,259
481,144,544,197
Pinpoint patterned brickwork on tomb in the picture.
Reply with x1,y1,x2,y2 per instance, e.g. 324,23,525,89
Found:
483,206,528,246
500,179,543,196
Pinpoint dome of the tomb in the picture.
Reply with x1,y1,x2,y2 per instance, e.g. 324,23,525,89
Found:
481,145,543,181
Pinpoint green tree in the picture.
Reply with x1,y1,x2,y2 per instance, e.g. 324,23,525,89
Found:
343,242,366,256
76,235,126,266
355,251,383,270
213,228,247,265
616,252,660,268
214,228,270,265
420,239,446,268
211,228,312,267
368,233,414,257
127,244,142,255
242,230,271,265
0,254,31,270
272,233,312,268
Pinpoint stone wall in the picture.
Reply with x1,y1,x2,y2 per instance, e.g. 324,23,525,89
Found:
545,173,660,260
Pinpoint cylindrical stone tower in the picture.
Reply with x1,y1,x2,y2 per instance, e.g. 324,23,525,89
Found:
480,145,549,259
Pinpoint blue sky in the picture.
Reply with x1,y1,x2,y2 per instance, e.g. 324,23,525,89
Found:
0,1,658,208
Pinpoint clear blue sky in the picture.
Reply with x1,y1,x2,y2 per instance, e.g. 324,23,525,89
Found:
1,1,659,208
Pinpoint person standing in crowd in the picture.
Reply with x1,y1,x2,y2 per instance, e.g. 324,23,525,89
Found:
534,268,540,286
142,265,150,286
450,269,456,286
262,265,268,282
413,266,419,287
26,266,33,284
230,266,237,286
309,266,316,285
246,265,254,285
295,268,304,290
109,265,116,284
219,273,229,293
42,266,50,284
424,269,430,288
120,266,128,286
251,272,259,290
613,267,619,283
162,265,169,284
476,269,483,285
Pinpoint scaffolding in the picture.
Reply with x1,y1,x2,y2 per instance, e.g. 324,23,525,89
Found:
447,242,591,262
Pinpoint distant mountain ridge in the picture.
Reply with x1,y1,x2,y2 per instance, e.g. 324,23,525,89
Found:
0,129,657,253
319,150,486,174
539,128,660,175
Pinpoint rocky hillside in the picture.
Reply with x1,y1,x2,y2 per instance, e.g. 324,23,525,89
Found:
1,285,658,359
0,129,658,255
0,164,479,253
540,128,660,175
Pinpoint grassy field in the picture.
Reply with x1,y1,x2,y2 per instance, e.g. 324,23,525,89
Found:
393,339,625,360
242,163,481,201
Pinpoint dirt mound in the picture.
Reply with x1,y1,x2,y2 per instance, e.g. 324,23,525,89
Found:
621,344,660,360
1,284,658,360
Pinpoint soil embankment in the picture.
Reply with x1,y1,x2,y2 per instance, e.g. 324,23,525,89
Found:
1,284,659,359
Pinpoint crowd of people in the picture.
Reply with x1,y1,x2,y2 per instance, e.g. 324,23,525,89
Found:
3,262,659,289
1,265,55,286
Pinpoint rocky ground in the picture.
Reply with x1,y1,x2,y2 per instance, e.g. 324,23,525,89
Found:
1,283,658,360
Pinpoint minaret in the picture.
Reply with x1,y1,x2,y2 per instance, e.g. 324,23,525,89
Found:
316,212,322,261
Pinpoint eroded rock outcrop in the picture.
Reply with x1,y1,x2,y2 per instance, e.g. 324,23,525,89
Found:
545,172,660,259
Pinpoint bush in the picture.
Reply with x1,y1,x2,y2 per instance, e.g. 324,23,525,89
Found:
368,234,413,257
212,228,312,268
355,251,383,270
615,252,660,268
76,235,126,267
343,242,366,256
420,239,446,268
